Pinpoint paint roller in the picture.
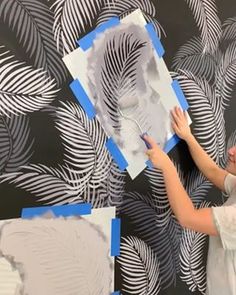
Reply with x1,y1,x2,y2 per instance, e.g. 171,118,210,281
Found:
118,96,152,149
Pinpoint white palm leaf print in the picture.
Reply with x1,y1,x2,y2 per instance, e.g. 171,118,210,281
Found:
172,37,218,81
0,113,34,174
91,31,147,129
0,218,113,295
222,17,236,42
215,41,236,109
117,236,161,295
185,0,222,54
145,168,173,228
0,164,84,205
0,0,68,85
54,101,112,193
96,0,165,37
178,71,225,161
50,0,104,55
0,49,58,116
179,202,210,294
92,161,126,209
121,192,181,289
185,168,212,205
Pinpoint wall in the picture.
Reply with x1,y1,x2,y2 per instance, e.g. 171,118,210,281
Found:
0,0,236,294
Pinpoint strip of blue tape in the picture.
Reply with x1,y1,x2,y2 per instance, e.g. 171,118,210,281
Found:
111,292,120,295
164,134,181,153
21,204,92,219
172,80,189,111
70,79,96,119
106,138,128,171
77,17,120,50
145,159,153,169
145,23,165,58
111,218,121,257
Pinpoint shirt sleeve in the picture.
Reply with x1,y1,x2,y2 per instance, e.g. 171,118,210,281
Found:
224,173,236,195
212,205,236,250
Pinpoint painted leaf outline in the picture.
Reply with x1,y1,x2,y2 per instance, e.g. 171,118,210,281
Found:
54,101,112,192
121,191,181,289
0,48,58,116
177,71,226,161
0,164,85,205
50,0,104,54
185,0,222,54
117,236,161,295
0,0,68,85
172,36,218,81
0,113,34,174
96,0,165,37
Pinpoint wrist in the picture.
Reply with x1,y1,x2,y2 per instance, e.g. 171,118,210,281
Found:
184,133,195,144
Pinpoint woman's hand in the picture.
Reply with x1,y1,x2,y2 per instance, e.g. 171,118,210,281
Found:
171,106,192,141
143,135,170,170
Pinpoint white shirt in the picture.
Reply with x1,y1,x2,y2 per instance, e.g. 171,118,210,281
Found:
207,173,236,295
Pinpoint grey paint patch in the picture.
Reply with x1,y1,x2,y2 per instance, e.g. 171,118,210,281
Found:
0,217,113,295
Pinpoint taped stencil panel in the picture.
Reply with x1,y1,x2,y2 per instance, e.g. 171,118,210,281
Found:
0,206,116,295
63,9,191,179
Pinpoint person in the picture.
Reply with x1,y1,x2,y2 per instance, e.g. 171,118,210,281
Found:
144,106,236,295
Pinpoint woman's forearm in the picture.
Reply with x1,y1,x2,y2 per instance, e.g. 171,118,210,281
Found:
185,134,227,190
161,158,195,225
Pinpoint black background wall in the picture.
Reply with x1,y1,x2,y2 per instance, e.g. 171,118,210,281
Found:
0,0,236,294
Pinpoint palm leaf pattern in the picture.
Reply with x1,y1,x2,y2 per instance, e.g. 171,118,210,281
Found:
0,164,85,205
96,0,165,37
54,101,112,192
221,16,236,42
215,41,236,108
172,37,218,81
185,0,221,54
0,48,58,116
121,191,181,289
117,236,161,295
179,202,210,294
50,0,104,55
90,31,146,129
0,0,68,85
185,168,212,205
94,161,126,209
0,113,34,174
177,71,225,161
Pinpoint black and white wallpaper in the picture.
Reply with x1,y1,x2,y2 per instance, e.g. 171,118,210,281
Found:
0,0,236,294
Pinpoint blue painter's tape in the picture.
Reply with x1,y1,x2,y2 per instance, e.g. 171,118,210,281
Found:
111,218,121,257
145,23,165,58
106,138,128,171
77,17,120,50
164,134,181,153
21,204,92,219
111,292,120,295
172,80,189,111
70,79,96,119
145,159,153,169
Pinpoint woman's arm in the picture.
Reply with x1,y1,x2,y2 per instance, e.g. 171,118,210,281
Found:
144,135,218,236
171,107,227,191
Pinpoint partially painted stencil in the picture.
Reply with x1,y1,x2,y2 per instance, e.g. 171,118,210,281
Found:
0,207,116,295
63,9,190,179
